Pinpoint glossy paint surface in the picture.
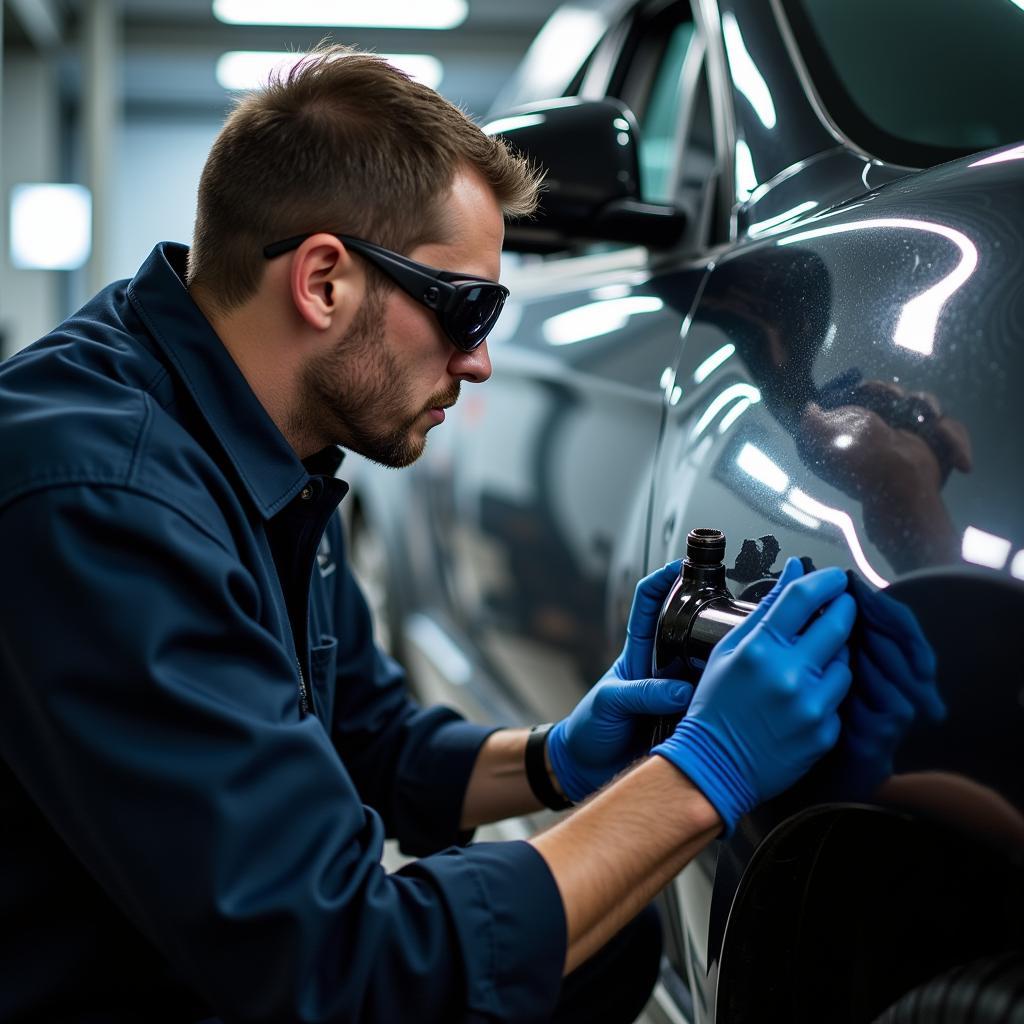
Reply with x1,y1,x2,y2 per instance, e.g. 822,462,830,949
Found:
413,251,705,722
646,147,1024,1014
346,0,1024,1017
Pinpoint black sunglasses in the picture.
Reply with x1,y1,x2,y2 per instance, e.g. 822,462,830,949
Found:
263,233,508,352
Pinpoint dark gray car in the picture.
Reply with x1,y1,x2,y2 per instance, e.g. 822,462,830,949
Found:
346,1,1024,1019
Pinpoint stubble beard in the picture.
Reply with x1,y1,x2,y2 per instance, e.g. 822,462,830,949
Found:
296,288,460,468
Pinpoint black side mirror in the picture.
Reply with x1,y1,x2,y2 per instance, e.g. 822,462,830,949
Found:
483,98,687,252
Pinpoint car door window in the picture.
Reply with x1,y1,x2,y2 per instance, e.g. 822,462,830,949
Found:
603,1,717,245
532,0,717,260
636,20,695,203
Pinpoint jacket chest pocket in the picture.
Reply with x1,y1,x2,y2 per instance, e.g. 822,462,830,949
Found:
309,635,338,723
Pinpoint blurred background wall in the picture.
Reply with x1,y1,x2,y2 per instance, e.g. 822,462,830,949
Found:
0,0,560,358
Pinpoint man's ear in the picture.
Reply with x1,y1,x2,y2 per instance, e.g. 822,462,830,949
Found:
289,233,361,332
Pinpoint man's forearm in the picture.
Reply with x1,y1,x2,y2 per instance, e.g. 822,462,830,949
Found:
531,756,721,974
460,730,722,974
459,728,551,828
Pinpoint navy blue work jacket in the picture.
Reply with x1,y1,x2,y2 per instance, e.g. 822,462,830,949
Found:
0,243,565,1023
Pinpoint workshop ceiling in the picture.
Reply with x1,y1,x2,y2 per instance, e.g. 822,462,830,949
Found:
5,0,564,118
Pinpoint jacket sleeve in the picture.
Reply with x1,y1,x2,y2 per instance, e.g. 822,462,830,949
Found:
0,485,565,1024
326,518,498,856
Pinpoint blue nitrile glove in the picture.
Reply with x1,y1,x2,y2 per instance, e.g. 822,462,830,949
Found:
548,559,694,802
835,575,946,797
653,559,857,832
847,573,944,722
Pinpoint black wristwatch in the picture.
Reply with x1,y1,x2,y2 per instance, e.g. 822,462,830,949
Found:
525,723,574,811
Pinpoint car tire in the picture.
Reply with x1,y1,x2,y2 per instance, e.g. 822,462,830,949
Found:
871,953,1024,1023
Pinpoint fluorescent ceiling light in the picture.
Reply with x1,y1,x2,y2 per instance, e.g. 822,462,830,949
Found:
383,53,443,88
483,113,546,137
747,200,818,238
787,488,889,588
970,143,1024,167
217,51,443,91
693,343,735,383
718,397,753,433
962,526,1012,570
1011,550,1024,581
779,217,978,356
590,283,632,301
213,0,468,30
217,51,299,90
542,296,663,347
690,383,760,438
780,501,822,531
736,442,789,494
10,183,91,270
734,139,758,201
721,12,776,129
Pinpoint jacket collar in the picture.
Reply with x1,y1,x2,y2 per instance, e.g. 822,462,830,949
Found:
127,241,341,518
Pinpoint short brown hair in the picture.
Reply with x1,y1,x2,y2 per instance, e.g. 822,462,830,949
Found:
187,44,541,311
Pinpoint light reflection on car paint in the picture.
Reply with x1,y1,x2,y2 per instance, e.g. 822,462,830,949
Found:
778,217,980,355
541,295,665,346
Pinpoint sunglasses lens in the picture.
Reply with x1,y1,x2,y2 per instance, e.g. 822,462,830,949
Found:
448,284,506,351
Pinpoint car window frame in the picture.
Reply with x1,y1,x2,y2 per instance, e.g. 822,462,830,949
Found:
614,0,729,253
515,0,733,265
693,0,739,245
595,0,729,254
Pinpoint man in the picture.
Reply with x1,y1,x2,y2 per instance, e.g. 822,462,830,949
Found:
0,47,927,1023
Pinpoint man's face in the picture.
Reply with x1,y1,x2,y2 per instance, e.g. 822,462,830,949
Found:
297,167,503,467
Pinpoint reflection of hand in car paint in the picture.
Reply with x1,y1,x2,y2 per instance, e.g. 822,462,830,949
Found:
696,249,973,574
798,381,973,572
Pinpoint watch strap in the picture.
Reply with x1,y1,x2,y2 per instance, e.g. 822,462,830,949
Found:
525,723,574,811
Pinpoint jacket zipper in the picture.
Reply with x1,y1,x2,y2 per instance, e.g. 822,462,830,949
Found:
296,658,312,717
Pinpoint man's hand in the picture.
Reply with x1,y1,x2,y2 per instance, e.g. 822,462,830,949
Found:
835,575,945,797
654,560,856,831
547,559,694,803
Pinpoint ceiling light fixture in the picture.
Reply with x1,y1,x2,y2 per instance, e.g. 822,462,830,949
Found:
542,296,663,347
212,0,468,30
962,526,1012,570
216,51,444,91
10,184,92,270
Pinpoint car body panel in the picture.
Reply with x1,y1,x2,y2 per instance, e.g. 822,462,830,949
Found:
718,0,837,196
647,146,1024,1018
345,0,1024,1018
652,149,1024,594
405,249,710,723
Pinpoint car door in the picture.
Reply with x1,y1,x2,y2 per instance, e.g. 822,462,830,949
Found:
419,0,723,726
